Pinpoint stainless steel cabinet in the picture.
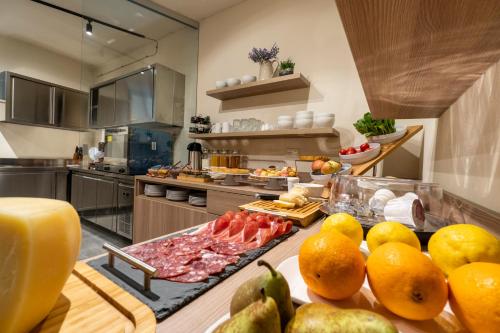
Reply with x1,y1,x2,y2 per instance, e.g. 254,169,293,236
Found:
11,77,52,125
0,172,55,198
115,68,154,124
89,64,185,128
54,88,89,129
0,71,89,130
117,183,134,239
91,83,115,128
96,177,116,231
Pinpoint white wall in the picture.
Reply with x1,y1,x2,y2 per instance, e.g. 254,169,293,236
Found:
95,27,199,164
0,36,95,159
196,0,432,174
433,60,500,212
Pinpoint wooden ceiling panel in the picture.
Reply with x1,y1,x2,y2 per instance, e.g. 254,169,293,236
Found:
336,0,500,118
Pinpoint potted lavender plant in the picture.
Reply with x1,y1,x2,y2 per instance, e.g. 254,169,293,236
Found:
248,43,279,80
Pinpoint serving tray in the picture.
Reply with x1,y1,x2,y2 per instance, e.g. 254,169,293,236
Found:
240,200,324,227
87,226,299,321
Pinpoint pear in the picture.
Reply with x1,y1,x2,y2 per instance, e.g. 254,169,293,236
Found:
286,304,397,333
215,289,281,333
230,260,294,328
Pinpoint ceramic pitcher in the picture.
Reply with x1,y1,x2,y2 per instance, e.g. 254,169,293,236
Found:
259,60,278,80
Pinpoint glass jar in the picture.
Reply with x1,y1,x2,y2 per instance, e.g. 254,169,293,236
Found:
229,150,241,169
210,150,220,167
219,150,229,168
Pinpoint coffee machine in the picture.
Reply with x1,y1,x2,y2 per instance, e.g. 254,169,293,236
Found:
98,126,173,175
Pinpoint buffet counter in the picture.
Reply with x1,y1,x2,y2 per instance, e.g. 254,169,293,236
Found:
133,175,284,243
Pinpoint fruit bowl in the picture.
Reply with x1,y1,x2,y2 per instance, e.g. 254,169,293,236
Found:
276,253,462,333
339,143,380,165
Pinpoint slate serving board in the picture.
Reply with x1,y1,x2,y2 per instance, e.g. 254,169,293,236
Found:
88,226,299,321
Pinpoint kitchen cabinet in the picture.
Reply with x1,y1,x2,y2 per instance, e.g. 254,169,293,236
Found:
96,177,116,231
115,68,154,124
90,83,115,128
0,71,89,130
133,195,207,243
54,87,89,129
0,171,55,198
11,77,52,125
89,64,185,128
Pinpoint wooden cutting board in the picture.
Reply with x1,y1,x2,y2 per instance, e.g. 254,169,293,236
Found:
239,200,324,227
31,262,156,333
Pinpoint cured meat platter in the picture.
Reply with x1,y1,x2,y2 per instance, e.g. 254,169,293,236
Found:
88,210,298,320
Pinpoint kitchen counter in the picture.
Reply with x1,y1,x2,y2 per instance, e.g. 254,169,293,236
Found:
67,165,135,182
84,219,323,332
154,221,320,331
133,175,286,242
0,158,69,172
135,175,285,196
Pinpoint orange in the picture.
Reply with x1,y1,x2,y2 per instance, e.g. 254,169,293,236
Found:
366,242,448,320
448,262,500,333
298,230,365,300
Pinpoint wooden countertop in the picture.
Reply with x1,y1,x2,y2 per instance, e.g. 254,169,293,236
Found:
155,221,323,332
135,175,285,196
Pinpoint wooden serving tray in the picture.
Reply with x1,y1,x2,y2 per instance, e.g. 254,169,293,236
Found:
32,262,155,333
239,200,324,227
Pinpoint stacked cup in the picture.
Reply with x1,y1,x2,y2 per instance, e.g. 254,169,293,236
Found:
313,112,335,128
295,111,313,129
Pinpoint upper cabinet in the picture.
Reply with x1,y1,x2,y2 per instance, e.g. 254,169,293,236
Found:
336,0,500,118
0,71,88,130
90,64,185,128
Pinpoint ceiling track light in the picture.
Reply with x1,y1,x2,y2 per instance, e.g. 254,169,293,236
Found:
85,21,93,36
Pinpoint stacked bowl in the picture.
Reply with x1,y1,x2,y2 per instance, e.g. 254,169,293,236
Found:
313,112,335,128
277,115,294,129
295,111,313,129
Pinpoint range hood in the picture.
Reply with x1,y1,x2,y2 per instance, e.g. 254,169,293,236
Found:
89,63,185,128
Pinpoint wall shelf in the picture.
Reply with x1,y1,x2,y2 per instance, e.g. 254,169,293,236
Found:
189,127,339,140
206,73,310,100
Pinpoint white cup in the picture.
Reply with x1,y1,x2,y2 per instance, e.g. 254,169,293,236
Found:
211,123,222,133
222,122,232,133
287,177,300,191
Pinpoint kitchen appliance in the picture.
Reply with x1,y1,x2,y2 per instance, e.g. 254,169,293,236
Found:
187,142,202,171
99,126,173,175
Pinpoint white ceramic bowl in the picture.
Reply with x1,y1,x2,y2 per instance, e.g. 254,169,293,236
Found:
309,173,332,186
215,80,227,89
277,120,294,129
295,183,324,198
296,111,313,118
278,115,294,120
241,74,257,84
313,116,335,128
314,112,335,117
339,143,381,165
367,126,407,144
295,118,313,129
226,78,241,87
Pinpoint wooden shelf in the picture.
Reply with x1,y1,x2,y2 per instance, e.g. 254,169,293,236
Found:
189,127,339,140
206,73,310,100
136,195,207,213
336,0,500,118
351,125,423,176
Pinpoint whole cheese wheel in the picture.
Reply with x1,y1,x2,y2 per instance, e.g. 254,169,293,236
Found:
0,198,81,333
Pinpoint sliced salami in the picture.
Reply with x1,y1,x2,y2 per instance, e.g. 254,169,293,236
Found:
210,241,248,256
167,267,210,283
155,264,191,278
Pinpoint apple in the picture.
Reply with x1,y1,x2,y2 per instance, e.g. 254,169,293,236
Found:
346,147,357,155
311,160,325,173
321,160,342,174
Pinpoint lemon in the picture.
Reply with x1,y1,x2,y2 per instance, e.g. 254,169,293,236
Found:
321,213,363,246
273,200,295,209
366,221,420,252
428,224,500,276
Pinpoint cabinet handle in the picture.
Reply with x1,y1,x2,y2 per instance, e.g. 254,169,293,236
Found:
103,243,157,292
